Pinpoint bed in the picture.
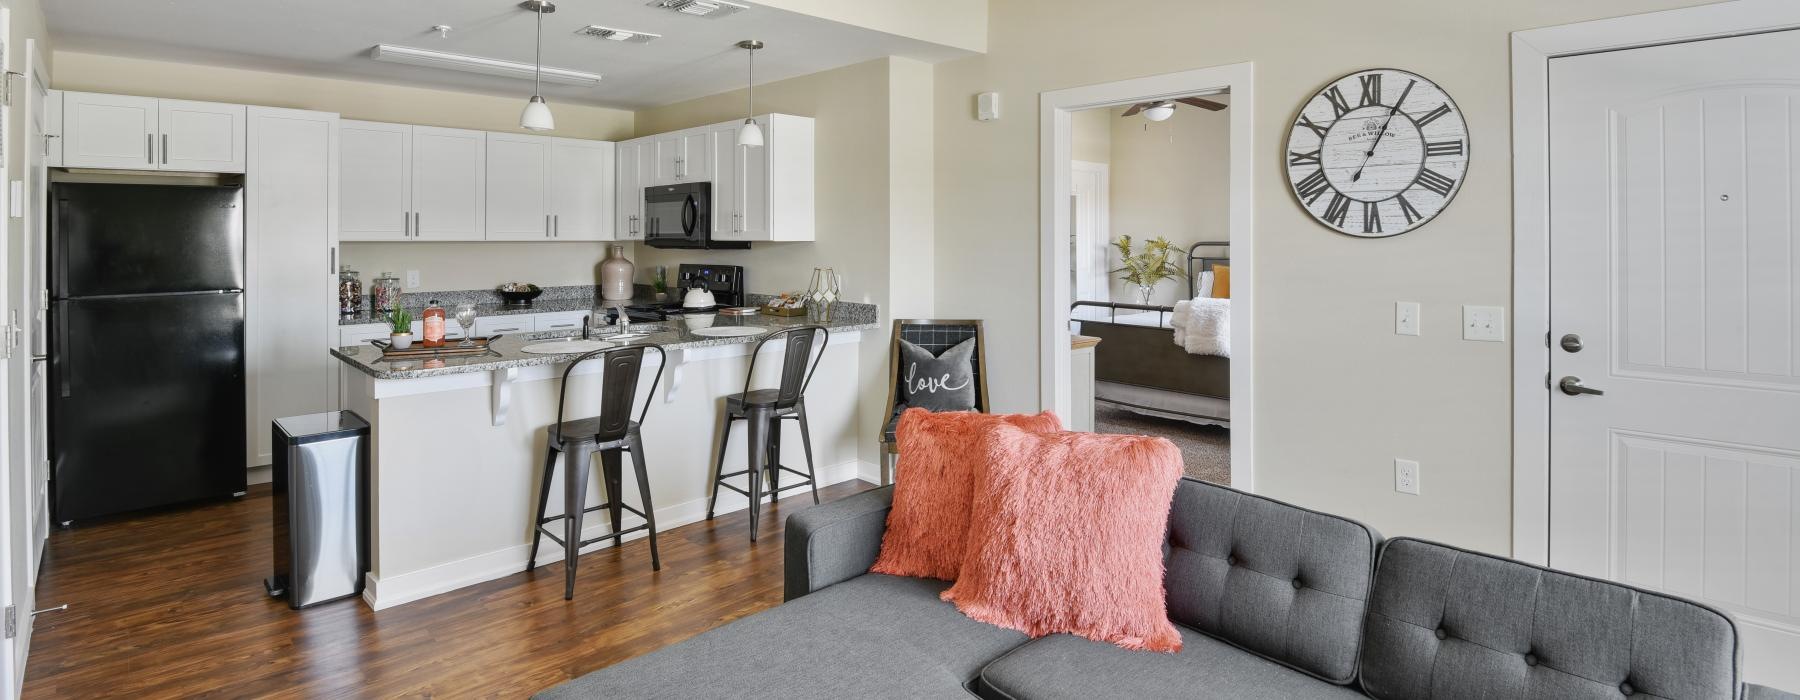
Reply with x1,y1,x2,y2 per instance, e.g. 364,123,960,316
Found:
1071,242,1229,427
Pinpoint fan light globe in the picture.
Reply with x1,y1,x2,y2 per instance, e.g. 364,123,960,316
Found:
1143,102,1175,122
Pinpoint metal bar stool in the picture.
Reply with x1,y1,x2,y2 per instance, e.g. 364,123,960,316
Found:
706,325,828,542
526,343,666,600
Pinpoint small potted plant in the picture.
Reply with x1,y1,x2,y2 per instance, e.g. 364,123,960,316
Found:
651,266,670,302
1111,235,1186,305
388,308,414,350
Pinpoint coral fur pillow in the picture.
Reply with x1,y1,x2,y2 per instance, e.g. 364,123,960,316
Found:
941,425,1185,653
869,408,1063,581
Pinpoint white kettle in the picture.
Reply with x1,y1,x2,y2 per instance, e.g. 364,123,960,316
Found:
682,285,717,309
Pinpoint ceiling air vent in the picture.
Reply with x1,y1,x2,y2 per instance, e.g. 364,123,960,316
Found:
578,25,662,43
647,0,748,19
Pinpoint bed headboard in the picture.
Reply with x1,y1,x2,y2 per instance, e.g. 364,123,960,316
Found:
1188,241,1230,299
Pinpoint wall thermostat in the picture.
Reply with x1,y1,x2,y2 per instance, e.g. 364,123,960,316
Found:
976,92,1000,121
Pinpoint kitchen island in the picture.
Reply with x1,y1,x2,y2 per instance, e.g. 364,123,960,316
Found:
332,304,878,610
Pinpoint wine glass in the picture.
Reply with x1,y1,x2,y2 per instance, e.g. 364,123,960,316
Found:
454,303,478,347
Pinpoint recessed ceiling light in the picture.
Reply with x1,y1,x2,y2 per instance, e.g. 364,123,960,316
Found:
647,0,748,19
578,25,661,43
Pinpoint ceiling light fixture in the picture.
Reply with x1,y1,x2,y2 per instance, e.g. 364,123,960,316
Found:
735,40,764,148
520,0,555,131
578,25,662,43
1143,101,1175,122
648,0,748,19
370,44,601,86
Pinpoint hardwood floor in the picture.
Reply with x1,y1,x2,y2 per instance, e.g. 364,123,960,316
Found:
22,480,875,698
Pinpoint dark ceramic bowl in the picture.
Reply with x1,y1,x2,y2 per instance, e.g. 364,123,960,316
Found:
497,284,542,306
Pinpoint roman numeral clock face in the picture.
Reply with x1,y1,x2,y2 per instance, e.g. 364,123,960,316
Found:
1286,69,1469,237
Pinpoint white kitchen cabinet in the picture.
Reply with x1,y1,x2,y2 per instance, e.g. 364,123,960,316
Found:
60,92,246,172
717,114,814,242
485,132,553,241
651,134,683,185
649,130,717,185
473,315,532,337
60,92,158,169
712,125,740,240
411,125,487,241
246,106,338,466
615,139,647,240
339,120,412,242
548,138,614,240
534,311,590,332
158,99,246,172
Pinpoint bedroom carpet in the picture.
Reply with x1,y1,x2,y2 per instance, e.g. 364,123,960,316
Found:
1094,405,1231,486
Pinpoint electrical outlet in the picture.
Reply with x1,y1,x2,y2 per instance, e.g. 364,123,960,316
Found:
1395,459,1421,495
405,270,421,289
1462,305,1505,342
1395,301,1420,336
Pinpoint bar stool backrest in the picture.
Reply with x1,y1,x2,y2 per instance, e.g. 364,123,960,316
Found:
743,326,829,410
882,320,991,419
555,343,666,444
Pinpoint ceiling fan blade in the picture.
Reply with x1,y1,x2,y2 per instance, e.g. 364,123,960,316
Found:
1120,103,1145,117
1176,97,1227,111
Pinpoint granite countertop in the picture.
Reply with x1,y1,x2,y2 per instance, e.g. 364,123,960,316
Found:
332,305,878,380
339,297,621,326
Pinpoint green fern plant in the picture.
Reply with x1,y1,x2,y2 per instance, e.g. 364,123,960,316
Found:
1111,235,1186,290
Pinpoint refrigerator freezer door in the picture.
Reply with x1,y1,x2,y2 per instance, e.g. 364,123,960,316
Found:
51,183,244,298
50,292,246,522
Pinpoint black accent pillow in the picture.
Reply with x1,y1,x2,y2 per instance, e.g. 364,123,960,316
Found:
898,338,977,412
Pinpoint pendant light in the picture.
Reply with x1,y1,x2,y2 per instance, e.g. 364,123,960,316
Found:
735,40,764,147
519,1,556,131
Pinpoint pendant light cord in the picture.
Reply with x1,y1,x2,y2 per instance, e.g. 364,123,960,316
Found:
533,3,544,97
745,45,755,120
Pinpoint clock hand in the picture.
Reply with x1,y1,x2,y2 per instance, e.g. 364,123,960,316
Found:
1351,79,1417,183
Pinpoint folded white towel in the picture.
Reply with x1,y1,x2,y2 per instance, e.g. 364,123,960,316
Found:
1173,298,1230,357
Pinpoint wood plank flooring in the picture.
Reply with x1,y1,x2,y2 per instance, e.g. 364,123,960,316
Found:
22,480,874,698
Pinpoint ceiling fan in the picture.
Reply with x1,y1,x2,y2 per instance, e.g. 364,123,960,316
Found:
1121,96,1227,121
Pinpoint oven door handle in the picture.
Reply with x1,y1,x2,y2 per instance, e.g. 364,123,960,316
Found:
681,194,698,236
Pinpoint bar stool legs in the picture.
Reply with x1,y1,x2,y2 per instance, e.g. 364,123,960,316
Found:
526,445,560,570
708,402,819,542
794,401,820,505
627,432,660,570
526,427,661,601
562,447,593,600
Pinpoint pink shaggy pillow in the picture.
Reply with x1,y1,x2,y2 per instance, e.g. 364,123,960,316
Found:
941,424,1184,652
870,408,1063,581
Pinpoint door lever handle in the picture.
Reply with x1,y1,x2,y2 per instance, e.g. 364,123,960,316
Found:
1558,376,1604,396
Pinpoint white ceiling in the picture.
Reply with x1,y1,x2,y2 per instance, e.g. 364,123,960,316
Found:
46,0,973,110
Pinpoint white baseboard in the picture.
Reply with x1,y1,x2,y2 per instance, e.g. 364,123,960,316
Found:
363,459,876,611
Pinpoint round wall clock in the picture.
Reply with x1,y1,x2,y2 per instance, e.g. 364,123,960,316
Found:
1285,68,1469,237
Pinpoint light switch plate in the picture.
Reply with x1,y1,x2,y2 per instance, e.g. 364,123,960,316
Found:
405,270,421,289
1395,459,1421,495
1463,305,1505,342
1395,301,1420,336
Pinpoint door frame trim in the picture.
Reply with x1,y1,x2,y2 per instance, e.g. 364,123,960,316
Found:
1510,0,1800,566
1038,61,1256,491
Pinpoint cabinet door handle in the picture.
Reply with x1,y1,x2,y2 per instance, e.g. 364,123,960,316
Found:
414,212,421,238
161,134,168,165
147,134,154,164
554,214,560,238
404,211,411,238
329,247,336,274
546,213,552,238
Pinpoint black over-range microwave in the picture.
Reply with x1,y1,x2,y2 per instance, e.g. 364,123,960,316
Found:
643,182,748,249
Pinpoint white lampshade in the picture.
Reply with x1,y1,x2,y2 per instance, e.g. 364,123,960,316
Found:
737,118,764,147
521,95,555,131
1143,103,1175,122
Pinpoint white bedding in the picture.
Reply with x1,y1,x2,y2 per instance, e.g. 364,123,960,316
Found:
1171,298,1230,357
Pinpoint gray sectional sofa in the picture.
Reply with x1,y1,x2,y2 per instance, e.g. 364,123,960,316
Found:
537,478,1797,699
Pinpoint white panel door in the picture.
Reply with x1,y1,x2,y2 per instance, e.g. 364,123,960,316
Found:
485,132,551,241
338,120,412,242
411,126,486,241
549,138,613,241
157,99,245,173
61,92,157,169
680,130,714,183
713,128,742,241
1550,29,1800,689
652,134,684,185
245,107,338,468
737,118,770,240
615,140,642,240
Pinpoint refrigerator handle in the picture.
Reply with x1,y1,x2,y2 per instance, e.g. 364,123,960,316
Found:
55,305,69,398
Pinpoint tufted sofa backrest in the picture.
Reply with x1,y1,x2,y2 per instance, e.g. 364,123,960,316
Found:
1360,538,1741,699
1163,477,1380,684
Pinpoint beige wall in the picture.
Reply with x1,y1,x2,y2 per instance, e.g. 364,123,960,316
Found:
51,50,637,292
933,0,1708,555
1069,107,1110,165
1106,102,1229,306
633,57,932,464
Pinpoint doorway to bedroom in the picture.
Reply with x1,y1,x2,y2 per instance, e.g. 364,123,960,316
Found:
1041,63,1255,490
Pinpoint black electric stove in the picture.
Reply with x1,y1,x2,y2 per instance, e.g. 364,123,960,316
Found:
617,264,744,322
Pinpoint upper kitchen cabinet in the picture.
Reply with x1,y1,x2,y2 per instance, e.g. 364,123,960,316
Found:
339,120,412,242
615,139,648,241
485,132,552,241
650,130,714,185
717,114,814,242
411,126,487,241
61,92,245,173
547,138,615,241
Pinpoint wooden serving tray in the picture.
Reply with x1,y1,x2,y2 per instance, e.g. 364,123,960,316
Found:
761,305,807,317
369,336,499,359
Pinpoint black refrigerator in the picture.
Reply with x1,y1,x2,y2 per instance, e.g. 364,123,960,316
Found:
50,183,248,523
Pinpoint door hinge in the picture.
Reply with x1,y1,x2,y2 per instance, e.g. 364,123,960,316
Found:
5,605,15,639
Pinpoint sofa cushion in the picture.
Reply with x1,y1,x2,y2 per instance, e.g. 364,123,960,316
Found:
535,574,1026,699
1162,477,1378,683
978,628,1365,700
1360,538,1741,700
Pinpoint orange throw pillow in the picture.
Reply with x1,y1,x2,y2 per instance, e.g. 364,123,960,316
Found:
1210,264,1231,299
870,408,1063,581
942,425,1184,652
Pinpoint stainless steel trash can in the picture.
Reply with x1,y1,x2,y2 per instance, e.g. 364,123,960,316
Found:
265,411,370,609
